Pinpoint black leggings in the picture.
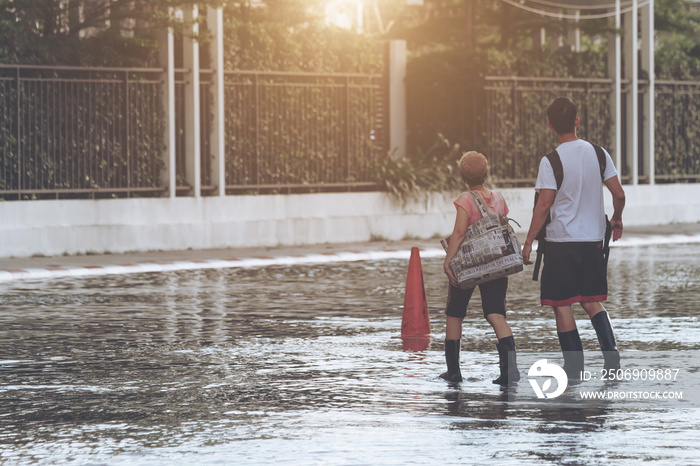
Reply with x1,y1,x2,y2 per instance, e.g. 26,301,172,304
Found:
444,277,508,319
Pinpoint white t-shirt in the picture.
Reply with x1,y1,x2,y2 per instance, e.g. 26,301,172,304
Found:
535,139,618,242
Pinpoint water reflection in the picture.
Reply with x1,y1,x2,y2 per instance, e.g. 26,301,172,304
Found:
0,245,699,463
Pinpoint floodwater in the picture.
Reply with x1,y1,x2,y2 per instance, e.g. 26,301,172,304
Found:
1,243,699,465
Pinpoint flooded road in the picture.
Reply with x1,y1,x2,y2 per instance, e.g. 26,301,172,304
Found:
1,243,699,464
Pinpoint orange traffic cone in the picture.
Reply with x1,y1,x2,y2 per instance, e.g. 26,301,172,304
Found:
401,247,431,340
402,336,430,352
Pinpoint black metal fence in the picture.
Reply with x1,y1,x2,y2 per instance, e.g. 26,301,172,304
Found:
407,76,700,185
223,71,386,193
485,77,616,184
2,64,699,200
655,80,700,181
0,65,386,199
0,65,166,199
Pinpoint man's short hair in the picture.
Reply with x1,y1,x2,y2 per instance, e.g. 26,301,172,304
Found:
547,97,577,135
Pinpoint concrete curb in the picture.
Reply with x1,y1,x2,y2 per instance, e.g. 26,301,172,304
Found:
2,233,700,283
0,248,445,282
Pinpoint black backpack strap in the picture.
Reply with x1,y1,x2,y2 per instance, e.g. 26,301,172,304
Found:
590,142,606,181
536,149,563,236
532,238,545,281
590,142,612,265
546,150,564,190
532,150,562,281
601,209,612,266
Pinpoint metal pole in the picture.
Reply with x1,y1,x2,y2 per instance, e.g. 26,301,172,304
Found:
16,67,21,195
254,73,259,187
472,83,477,149
647,0,655,184
615,0,622,175
585,80,590,139
345,76,351,184
208,7,226,197
631,0,639,185
512,80,517,180
125,70,131,193
183,5,201,197
89,70,93,198
159,12,176,198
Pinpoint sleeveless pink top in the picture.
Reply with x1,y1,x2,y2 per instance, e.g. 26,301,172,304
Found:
454,191,509,227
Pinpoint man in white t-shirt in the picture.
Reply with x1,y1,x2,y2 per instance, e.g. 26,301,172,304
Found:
522,97,626,378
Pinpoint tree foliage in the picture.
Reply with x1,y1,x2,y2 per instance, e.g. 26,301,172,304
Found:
386,0,700,80
0,0,381,71
0,0,223,65
386,0,700,196
2,0,699,200
655,0,700,79
2,0,698,77
223,0,382,73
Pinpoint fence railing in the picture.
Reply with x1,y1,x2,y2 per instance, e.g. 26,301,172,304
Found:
483,76,616,184
654,79,700,182
0,65,166,199
407,75,700,186
407,76,617,185
2,64,699,200
222,71,386,193
0,65,386,199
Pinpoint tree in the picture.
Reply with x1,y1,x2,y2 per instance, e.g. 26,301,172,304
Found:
0,0,381,72
384,0,612,78
654,0,700,79
0,0,224,65
222,0,382,73
388,0,700,80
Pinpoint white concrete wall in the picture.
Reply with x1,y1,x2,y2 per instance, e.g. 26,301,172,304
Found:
2,184,700,258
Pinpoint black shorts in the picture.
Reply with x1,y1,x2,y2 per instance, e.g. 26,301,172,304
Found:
540,241,608,307
445,277,508,319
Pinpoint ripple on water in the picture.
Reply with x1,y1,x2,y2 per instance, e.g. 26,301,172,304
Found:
0,244,699,463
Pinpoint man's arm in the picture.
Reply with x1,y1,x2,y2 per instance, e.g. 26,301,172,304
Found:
604,176,626,241
522,189,556,265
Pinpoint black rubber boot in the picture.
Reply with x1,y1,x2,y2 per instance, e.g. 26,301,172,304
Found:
591,311,621,371
492,335,521,385
557,329,584,379
439,339,463,382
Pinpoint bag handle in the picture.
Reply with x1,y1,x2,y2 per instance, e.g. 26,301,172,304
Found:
469,191,490,217
469,191,520,228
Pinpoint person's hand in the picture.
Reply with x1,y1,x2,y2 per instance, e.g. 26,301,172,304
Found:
610,218,623,242
444,261,458,287
522,242,533,265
